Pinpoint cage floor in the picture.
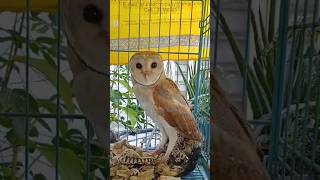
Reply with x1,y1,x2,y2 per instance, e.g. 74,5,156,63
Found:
182,164,209,180
116,133,209,179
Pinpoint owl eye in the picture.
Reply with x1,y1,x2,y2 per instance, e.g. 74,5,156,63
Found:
151,62,157,68
83,4,103,24
136,63,142,69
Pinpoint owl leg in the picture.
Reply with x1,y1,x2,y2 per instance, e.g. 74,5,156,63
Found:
151,123,167,155
162,126,178,163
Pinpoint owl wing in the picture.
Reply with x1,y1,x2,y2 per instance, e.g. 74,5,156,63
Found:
153,78,202,141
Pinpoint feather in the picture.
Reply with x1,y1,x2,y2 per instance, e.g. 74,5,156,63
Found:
153,78,202,141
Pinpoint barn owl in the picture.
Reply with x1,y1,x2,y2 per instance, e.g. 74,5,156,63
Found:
61,0,108,148
129,51,202,163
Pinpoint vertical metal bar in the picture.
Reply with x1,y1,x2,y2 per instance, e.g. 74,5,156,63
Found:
157,0,162,52
299,0,311,178
127,0,132,142
268,0,290,177
106,0,111,177
200,0,207,96
148,0,152,50
176,0,183,83
291,56,305,179
156,0,163,147
242,0,251,114
136,0,141,145
311,75,320,175
187,1,194,100
194,0,204,114
85,120,90,180
168,0,173,60
25,0,30,179
290,0,309,178
136,101,139,147
283,0,300,178
135,4,142,149
145,0,152,146
213,0,220,72
55,0,62,179
304,0,319,177
117,0,120,141
138,0,142,50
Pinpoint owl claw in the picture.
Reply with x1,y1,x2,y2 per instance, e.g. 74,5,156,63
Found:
158,156,169,165
150,148,165,156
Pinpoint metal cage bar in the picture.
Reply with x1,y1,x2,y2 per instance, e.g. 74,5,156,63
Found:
110,0,210,178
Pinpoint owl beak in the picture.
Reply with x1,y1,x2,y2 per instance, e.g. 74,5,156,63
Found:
142,72,149,80
142,73,148,79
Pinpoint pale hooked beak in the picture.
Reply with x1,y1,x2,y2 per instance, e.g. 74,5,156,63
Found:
142,72,148,79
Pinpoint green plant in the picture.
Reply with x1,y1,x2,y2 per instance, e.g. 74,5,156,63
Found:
212,1,320,120
110,65,152,132
176,60,210,116
211,0,320,168
0,12,107,179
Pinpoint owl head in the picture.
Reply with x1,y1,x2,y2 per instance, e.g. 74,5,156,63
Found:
62,0,107,73
129,51,164,86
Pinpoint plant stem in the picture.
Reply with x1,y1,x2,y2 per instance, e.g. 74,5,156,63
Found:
0,146,13,153
3,13,25,89
10,142,19,180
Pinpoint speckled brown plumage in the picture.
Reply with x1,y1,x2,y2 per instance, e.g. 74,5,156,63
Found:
153,78,202,141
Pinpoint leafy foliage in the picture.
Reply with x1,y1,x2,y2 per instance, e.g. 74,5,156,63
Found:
0,12,108,179
110,65,152,132
212,1,320,167
212,1,320,119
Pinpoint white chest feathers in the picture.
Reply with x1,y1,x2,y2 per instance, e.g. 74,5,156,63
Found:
133,84,161,124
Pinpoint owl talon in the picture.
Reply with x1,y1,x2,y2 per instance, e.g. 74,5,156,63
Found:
158,156,169,165
150,148,165,156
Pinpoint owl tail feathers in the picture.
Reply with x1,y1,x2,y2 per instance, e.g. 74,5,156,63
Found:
188,131,203,142
182,129,203,141
177,146,201,177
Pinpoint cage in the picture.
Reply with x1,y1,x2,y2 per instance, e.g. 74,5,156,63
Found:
0,0,210,179
110,0,210,179
212,0,320,179
0,1,100,180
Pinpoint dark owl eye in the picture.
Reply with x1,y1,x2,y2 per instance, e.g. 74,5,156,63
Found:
136,63,142,69
151,62,157,68
83,4,103,24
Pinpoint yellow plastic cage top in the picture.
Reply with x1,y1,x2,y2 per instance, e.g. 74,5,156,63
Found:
0,0,210,65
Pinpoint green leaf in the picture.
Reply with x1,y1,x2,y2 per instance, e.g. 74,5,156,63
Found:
258,7,267,45
60,119,69,138
30,43,40,54
31,22,43,32
14,56,75,114
118,79,132,93
37,26,49,34
30,126,39,137
253,58,272,102
127,108,137,128
0,118,11,129
36,36,57,45
268,0,276,42
39,146,84,180
0,88,39,140
36,118,52,133
251,10,262,61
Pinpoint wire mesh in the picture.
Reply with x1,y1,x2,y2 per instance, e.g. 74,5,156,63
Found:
268,0,320,179
0,1,99,179
212,0,320,179
110,0,210,178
